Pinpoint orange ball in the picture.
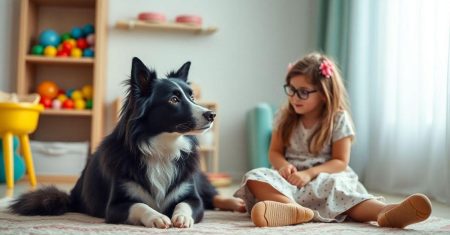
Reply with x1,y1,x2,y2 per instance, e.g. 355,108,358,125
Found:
37,81,59,99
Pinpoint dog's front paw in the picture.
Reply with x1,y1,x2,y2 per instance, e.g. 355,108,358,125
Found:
172,214,194,228
142,214,172,229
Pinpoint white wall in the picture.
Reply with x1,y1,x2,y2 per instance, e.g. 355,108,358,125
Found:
0,0,316,179
0,0,19,91
107,0,316,178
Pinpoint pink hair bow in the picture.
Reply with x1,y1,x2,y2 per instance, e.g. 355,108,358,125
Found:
319,59,333,78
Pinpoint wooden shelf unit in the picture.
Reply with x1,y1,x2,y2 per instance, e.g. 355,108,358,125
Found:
16,0,108,152
115,20,218,34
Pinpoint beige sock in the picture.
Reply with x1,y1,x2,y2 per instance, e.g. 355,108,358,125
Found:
377,194,432,228
251,201,314,227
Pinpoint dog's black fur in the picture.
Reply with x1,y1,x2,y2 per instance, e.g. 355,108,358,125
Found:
9,57,219,228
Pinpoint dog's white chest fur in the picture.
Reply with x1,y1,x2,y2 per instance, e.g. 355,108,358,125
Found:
124,133,192,211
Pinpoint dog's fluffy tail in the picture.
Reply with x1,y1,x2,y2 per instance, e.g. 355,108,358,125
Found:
9,186,72,215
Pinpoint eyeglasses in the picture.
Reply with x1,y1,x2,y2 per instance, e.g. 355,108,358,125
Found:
283,84,318,100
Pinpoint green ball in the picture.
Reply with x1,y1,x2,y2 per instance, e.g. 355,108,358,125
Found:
61,32,71,41
86,99,93,109
31,45,44,55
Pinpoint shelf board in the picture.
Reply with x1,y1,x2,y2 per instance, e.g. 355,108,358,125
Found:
199,146,215,152
26,55,94,65
115,20,218,34
42,109,92,116
30,0,95,8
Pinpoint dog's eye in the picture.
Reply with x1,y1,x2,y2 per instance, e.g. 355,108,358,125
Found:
169,96,180,104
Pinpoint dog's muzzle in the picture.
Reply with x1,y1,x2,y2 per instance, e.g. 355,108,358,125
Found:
203,111,216,122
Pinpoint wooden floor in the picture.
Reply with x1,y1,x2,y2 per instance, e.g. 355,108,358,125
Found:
2,180,450,219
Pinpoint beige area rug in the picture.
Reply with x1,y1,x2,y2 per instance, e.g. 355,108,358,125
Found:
1,198,450,235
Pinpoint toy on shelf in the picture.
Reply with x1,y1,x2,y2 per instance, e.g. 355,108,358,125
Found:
36,81,93,110
0,137,26,183
138,12,167,23
175,15,202,26
31,24,95,58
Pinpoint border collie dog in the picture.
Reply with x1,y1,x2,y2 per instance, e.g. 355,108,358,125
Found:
9,57,220,229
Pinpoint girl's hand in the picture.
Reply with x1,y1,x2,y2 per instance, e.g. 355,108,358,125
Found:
287,170,312,187
278,164,297,179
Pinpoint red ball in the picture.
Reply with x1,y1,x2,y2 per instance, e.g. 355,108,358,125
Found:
56,49,69,57
76,38,88,49
62,99,75,109
57,89,66,96
61,41,73,53
39,97,53,109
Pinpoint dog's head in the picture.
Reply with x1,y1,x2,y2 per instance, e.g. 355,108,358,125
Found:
118,57,215,151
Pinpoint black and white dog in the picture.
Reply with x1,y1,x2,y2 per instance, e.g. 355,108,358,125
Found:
9,57,220,228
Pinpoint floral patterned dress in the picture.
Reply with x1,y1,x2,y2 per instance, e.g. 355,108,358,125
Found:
234,111,382,222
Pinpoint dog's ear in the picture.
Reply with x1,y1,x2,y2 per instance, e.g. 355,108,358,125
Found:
131,57,157,96
167,61,191,82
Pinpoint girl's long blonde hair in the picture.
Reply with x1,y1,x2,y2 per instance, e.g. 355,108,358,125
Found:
279,52,353,155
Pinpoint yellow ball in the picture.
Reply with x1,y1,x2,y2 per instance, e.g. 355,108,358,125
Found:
71,48,82,58
81,85,93,99
44,46,57,57
71,90,83,100
57,94,68,102
65,39,76,47
74,99,86,110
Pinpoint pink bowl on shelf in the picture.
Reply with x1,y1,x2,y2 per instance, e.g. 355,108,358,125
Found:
175,15,202,26
138,12,166,23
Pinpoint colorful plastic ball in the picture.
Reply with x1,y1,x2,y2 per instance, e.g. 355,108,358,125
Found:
39,96,53,108
76,38,88,49
57,94,68,102
56,49,69,57
81,85,93,99
61,41,73,52
71,90,83,100
0,152,26,183
52,99,62,109
83,48,94,57
39,29,61,47
65,38,77,47
61,32,71,41
66,88,75,98
70,48,82,58
57,89,66,96
86,34,95,46
31,45,44,55
71,27,83,39
43,46,57,57
74,99,86,110
82,24,95,35
37,81,59,99
86,99,93,109
62,99,75,109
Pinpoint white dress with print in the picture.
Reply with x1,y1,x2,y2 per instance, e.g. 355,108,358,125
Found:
234,111,382,222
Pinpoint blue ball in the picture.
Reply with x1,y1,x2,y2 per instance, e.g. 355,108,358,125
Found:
39,29,61,47
0,136,20,151
83,48,94,57
82,24,95,35
0,152,26,183
71,27,84,39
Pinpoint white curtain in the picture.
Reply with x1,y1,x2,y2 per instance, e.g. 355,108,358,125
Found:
347,0,450,204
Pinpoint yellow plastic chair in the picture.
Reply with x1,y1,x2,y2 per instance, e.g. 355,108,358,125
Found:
0,102,43,189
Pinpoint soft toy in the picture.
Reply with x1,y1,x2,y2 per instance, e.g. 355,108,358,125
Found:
0,136,26,183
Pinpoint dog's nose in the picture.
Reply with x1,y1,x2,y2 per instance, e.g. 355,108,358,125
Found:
203,111,216,122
